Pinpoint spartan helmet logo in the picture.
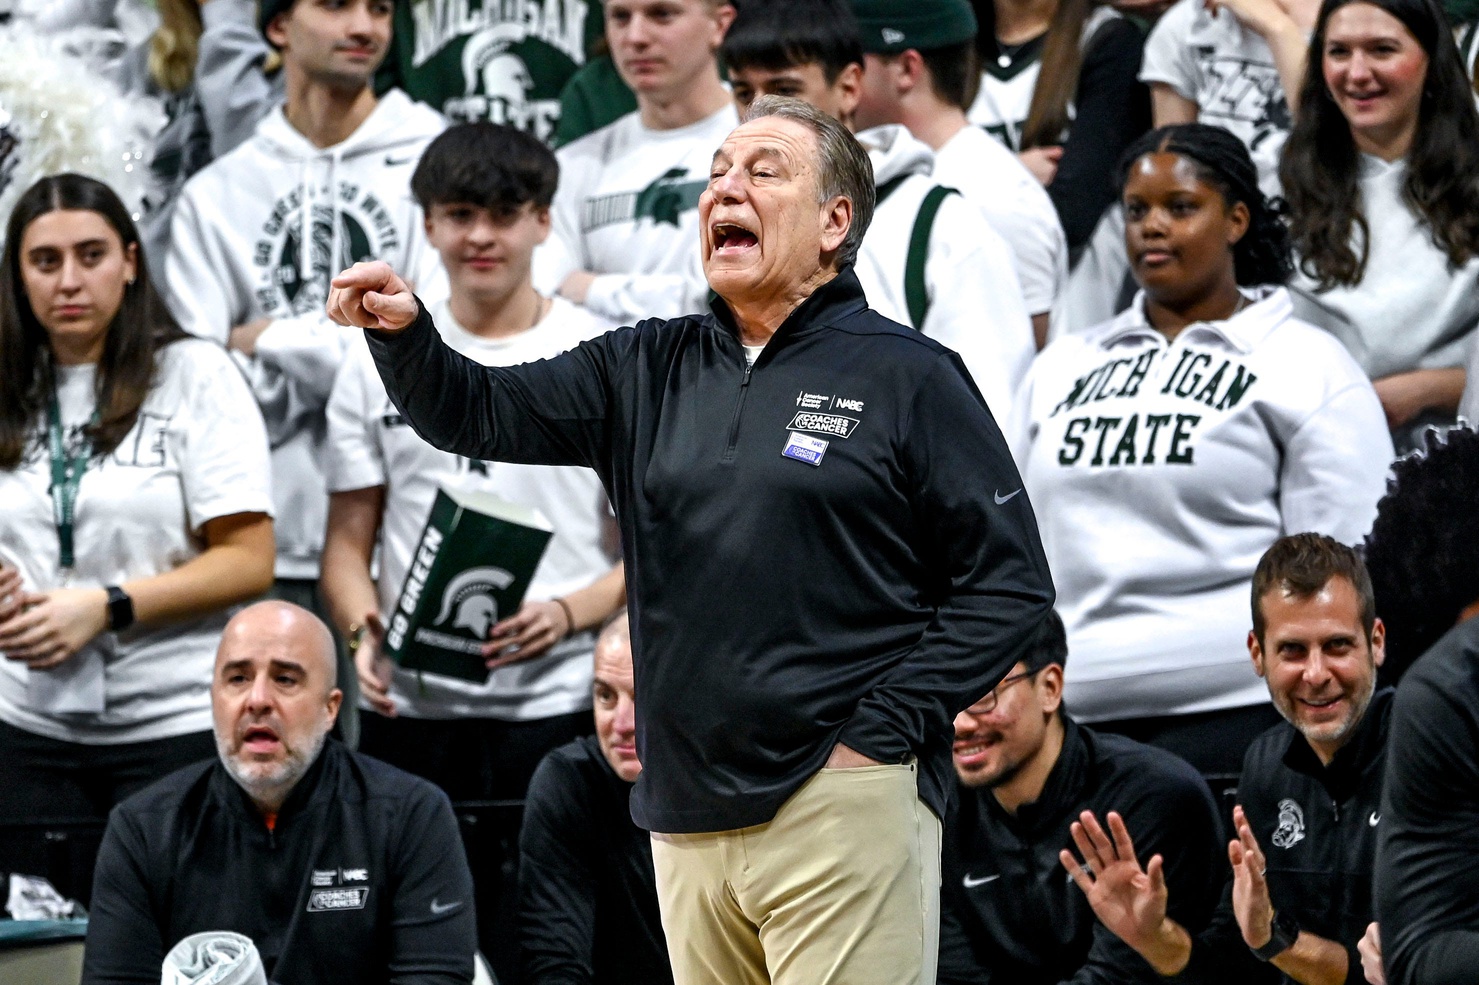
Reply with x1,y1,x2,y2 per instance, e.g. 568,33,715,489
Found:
1271,798,1306,849
277,206,372,313
462,25,535,128
434,567,517,639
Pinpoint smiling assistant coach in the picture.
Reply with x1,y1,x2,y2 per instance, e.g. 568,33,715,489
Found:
327,94,1054,985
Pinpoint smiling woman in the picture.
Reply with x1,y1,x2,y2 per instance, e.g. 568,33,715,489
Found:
1280,0,1479,449
0,175,274,901
1009,124,1394,776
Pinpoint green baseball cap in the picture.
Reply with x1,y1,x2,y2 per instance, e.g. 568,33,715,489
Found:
850,0,980,54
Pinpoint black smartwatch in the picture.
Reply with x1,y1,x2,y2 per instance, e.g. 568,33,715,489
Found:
1251,909,1300,962
105,586,135,632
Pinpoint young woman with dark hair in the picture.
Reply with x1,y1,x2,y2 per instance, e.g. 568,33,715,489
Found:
0,174,274,898
1281,0,1479,449
1010,124,1393,776
968,0,1151,255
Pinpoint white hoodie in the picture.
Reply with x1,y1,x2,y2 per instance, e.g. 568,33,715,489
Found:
1009,287,1393,723
165,89,447,579
853,124,1035,418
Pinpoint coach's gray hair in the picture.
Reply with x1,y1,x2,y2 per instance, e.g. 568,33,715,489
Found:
745,95,874,270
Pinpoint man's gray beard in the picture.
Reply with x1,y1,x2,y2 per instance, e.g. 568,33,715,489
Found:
217,726,329,807
1280,671,1378,749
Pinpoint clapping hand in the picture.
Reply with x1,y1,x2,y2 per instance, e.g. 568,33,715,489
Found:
1229,805,1277,949
1358,922,1385,985
1060,810,1190,975
327,261,419,332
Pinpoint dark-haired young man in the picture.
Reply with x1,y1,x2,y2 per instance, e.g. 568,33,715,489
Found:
850,0,1067,346
720,0,1035,415
319,122,624,977
166,0,447,610
1369,426,1479,985
939,613,1223,984
1068,533,1393,985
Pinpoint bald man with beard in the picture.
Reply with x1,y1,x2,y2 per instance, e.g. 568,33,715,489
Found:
82,602,477,985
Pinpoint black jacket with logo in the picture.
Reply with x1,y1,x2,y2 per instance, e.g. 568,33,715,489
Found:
938,720,1224,984
1184,688,1392,985
366,269,1055,833
81,740,477,985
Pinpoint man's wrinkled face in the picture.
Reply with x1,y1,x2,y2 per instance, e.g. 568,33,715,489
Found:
1251,576,1384,762
700,115,846,306
213,613,342,805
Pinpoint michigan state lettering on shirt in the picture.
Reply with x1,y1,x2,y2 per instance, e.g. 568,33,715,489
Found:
1049,347,1258,467
581,168,708,232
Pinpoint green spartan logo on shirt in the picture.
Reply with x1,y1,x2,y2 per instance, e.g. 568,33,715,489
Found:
581,168,709,233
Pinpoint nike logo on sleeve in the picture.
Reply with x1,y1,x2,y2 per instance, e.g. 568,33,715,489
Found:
994,489,1022,505
963,873,1001,888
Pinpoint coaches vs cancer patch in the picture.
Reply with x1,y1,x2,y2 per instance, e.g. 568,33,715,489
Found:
782,431,828,466
307,868,370,911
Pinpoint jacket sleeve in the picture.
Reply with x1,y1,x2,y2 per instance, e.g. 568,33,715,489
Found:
1066,768,1226,985
920,203,1037,419
364,301,623,470
387,787,478,985
518,755,599,985
165,186,241,345
1050,17,1151,252
195,0,282,158
81,810,167,985
837,354,1055,766
1278,378,1393,545
1376,666,1479,985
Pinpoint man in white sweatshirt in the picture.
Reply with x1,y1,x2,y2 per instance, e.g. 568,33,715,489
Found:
849,0,1068,348
165,0,446,607
531,0,738,324
720,0,1035,416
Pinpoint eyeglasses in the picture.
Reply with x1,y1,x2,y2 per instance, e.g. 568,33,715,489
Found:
962,669,1040,717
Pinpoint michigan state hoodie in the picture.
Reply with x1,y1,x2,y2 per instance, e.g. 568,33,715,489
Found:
853,124,1036,418
165,90,447,579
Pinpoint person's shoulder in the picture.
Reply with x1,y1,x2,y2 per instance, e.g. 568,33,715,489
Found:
546,295,620,346
1088,727,1210,800
348,745,454,812
111,758,218,825
1400,618,1479,701
1242,289,1374,385
1237,716,1300,781
1146,0,1202,40
556,109,642,165
525,736,611,816
374,87,448,142
1082,5,1143,49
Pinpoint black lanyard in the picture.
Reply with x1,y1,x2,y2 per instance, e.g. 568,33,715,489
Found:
46,392,95,570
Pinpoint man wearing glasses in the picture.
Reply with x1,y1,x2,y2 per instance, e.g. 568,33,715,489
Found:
937,612,1225,984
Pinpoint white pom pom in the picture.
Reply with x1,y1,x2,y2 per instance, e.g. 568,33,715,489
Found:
0,22,166,242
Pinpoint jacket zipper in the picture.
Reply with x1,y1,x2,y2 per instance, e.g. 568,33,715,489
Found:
721,360,753,464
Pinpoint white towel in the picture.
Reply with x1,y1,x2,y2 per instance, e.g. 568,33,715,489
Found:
161,932,267,985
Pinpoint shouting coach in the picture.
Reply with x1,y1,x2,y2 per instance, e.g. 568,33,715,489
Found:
327,94,1053,985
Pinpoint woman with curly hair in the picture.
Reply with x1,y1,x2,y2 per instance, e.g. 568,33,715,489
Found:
1281,0,1479,450
1010,123,1393,776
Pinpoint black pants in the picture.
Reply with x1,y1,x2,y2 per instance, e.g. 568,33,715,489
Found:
359,709,594,985
0,720,215,905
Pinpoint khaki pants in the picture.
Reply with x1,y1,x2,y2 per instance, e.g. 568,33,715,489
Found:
650,762,942,985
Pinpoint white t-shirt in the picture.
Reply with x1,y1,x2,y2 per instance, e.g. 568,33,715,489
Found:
0,339,273,744
1009,287,1393,722
932,125,1068,317
1290,155,1479,382
1141,0,1292,194
326,296,616,720
533,104,739,325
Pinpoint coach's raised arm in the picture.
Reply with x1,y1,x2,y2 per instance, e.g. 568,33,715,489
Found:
328,94,1053,985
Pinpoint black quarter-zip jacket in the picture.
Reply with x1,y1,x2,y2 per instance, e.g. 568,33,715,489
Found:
1183,688,1392,985
938,720,1224,984
366,268,1055,833
81,741,477,985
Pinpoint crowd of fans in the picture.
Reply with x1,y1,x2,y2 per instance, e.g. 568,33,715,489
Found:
0,0,1476,982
